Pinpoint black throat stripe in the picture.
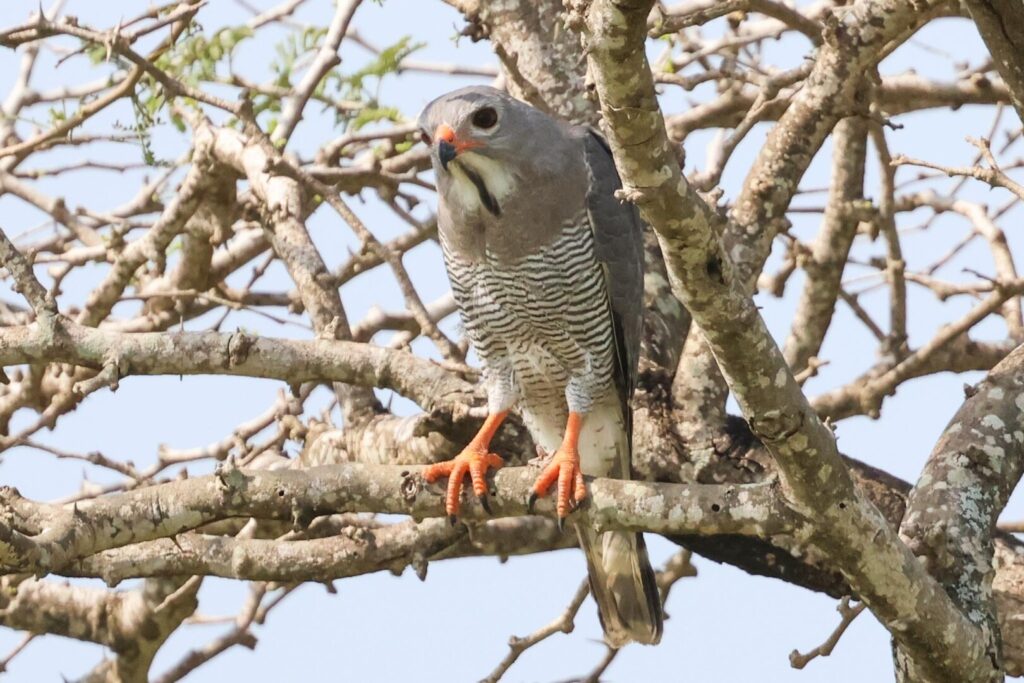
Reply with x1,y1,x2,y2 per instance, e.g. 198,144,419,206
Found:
461,165,502,217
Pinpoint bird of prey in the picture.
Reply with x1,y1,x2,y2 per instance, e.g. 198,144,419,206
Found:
417,86,662,647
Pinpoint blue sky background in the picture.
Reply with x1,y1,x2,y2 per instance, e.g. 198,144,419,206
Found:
0,1,1021,681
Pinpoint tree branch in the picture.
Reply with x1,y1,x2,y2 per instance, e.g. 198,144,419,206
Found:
577,0,999,680
0,318,473,416
963,0,1024,122
896,344,1024,679
783,115,868,373
271,0,362,144
0,462,795,577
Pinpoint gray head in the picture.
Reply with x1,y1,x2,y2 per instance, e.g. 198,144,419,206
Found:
417,87,581,218
418,86,561,171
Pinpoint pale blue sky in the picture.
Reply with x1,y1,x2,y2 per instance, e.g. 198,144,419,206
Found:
0,1,1020,681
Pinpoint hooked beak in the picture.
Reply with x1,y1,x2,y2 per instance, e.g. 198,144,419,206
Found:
434,123,479,171
438,140,457,170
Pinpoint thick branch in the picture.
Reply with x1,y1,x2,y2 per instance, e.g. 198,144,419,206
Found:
783,115,868,373
964,0,1024,122
0,575,199,683
578,1,998,681
66,515,578,586
897,344,1024,679
0,318,473,415
444,0,598,125
203,119,381,417
0,462,794,576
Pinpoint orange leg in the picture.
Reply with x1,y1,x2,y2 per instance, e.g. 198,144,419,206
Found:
423,411,507,523
528,412,587,531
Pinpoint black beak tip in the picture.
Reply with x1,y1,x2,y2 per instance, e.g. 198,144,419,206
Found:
438,141,457,170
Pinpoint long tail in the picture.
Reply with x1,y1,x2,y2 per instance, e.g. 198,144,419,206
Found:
576,526,663,647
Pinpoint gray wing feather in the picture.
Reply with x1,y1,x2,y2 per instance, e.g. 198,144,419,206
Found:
581,129,644,425
579,132,662,646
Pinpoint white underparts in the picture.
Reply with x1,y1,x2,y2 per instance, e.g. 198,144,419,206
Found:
523,393,626,477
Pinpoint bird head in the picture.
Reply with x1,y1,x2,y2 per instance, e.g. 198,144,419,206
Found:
417,87,578,220
416,86,516,172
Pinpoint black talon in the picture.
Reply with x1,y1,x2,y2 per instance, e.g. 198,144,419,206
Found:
527,491,538,513
448,514,457,527
557,515,566,533
479,493,493,515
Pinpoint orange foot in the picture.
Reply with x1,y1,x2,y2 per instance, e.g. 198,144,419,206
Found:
424,446,503,523
528,412,586,532
422,411,507,524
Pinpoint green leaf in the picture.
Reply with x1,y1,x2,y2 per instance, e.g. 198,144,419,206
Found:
343,36,424,95
86,43,107,64
350,106,401,131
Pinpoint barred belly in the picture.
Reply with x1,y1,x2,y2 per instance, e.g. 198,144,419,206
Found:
443,213,626,475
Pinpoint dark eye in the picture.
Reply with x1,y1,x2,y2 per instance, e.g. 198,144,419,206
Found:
471,107,498,129
419,131,431,145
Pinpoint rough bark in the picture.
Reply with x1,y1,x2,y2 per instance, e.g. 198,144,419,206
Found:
443,0,599,125
896,346,1024,680
2,1,1024,679
0,462,794,577
783,115,868,373
964,0,1024,122
577,0,1000,679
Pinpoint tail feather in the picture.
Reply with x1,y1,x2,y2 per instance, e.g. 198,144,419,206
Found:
577,526,663,647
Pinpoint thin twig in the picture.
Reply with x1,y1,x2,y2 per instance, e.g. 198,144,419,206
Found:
789,597,866,669
482,580,591,683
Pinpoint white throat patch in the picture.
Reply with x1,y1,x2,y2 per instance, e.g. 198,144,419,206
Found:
447,152,518,215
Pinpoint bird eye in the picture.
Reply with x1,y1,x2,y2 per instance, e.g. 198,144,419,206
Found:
471,107,498,130
419,131,432,145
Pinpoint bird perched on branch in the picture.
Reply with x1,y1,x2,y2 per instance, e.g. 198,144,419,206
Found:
417,86,662,647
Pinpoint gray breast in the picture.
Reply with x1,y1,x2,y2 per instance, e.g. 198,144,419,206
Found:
443,209,617,414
